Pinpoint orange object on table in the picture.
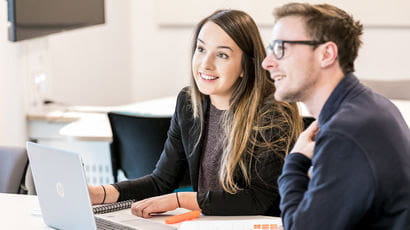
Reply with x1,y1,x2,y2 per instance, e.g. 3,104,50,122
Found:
165,210,201,224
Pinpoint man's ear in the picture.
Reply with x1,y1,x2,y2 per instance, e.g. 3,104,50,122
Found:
319,41,338,68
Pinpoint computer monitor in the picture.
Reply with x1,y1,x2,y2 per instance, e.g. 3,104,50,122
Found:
7,0,105,42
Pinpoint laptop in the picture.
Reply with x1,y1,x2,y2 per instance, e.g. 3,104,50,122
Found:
26,142,176,230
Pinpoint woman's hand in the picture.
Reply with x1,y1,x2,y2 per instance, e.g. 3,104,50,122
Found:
131,192,200,218
88,185,104,205
131,193,179,218
88,184,120,205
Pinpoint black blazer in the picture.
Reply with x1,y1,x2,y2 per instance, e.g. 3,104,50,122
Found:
114,87,286,216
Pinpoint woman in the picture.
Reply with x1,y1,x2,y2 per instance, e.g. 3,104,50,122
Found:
89,9,302,217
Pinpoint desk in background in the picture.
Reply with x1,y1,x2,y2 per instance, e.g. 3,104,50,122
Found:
27,97,176,185
0,193,282,229
60,96,177,142
59,100,311,142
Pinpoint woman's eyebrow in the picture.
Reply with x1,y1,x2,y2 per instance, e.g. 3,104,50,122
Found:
217,46,233,51
197,38,233,51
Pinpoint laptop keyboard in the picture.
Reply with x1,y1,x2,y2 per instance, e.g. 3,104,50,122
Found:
95,216,137,230
95,215,176,230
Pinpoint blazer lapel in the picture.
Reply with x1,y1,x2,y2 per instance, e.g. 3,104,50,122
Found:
189,95,209,190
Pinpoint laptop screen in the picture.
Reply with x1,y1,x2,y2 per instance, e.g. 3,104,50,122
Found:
27,142,97,229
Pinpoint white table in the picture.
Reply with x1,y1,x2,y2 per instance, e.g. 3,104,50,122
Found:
1,193,50,229
60,96,177,142
0,193,282,229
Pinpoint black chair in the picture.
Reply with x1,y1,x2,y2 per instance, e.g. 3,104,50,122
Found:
108,112,172,182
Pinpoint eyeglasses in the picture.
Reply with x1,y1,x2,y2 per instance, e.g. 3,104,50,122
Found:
267,40,326,60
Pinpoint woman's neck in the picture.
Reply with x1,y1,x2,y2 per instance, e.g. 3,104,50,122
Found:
209,94,230,110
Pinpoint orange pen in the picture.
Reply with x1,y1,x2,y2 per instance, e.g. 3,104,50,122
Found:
164,210,201,224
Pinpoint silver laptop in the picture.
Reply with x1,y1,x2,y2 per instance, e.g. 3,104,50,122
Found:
26,142,176,230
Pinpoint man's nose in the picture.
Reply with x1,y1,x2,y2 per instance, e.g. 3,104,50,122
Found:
262,53,279,70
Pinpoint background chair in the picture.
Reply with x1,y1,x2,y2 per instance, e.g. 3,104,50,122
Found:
108,112,172,182
108,112,191,189
0,146,28,193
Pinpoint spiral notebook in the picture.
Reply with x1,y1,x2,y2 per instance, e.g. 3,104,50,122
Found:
93,199,135,214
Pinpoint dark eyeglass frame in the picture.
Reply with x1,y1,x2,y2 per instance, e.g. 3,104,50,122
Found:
267,40,327,60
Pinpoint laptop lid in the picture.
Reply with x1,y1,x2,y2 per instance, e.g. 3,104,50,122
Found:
27,142,96,230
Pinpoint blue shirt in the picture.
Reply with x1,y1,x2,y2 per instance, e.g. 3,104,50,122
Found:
279,73,410,229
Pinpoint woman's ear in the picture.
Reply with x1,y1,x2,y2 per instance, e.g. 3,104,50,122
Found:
319,41,338,68
239,71,244,78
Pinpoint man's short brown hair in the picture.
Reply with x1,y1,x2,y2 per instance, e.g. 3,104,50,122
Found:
274,3,363,74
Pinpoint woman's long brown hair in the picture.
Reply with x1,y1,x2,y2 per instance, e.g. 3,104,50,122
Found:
189,9,303,193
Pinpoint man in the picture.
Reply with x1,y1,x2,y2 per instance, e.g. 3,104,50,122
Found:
262,3,410,229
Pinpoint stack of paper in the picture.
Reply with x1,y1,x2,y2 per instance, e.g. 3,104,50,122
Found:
180,219,283,230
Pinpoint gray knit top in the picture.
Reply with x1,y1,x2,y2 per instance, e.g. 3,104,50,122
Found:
198,103,226,192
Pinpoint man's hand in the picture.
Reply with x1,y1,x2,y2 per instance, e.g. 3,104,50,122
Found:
290,120,319,159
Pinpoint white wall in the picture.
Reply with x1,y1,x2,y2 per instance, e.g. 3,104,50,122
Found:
156,0,410,27
0,0,133,146
355,28,410,80
0,1,26,146
46,0,132,106
129,0,410,103
44,0,410,106
129,1,192,101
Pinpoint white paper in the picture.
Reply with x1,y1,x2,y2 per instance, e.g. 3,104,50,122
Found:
180,219,283,230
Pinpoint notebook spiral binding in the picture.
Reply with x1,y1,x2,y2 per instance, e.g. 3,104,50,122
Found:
93,199,135,214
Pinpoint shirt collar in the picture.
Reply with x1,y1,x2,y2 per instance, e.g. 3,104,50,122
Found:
318,73,361,125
